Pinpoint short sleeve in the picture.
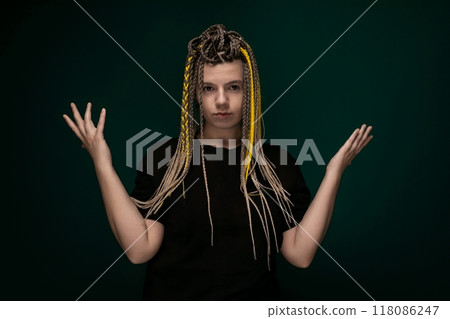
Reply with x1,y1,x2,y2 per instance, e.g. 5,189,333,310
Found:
129,169,155,216
129,155,170,225
285,162,311,230
276,146,312,232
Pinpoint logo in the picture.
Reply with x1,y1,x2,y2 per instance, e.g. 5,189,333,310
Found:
126,129,326,175
126,129,172,175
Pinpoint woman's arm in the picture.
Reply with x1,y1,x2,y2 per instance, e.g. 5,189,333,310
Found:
281,124,373,268
63,102,164,264
94,162,164,264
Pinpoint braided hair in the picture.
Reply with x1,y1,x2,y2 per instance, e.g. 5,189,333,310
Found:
130,24,295,269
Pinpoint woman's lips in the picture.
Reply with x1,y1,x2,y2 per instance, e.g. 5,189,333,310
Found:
214,113,231,119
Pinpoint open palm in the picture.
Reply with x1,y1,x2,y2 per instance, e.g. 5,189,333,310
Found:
62,102,112,167
327,124,373,175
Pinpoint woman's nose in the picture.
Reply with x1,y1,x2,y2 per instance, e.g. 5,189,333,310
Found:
215,89,228,105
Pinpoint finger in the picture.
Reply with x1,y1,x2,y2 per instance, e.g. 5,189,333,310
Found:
96,108,106,135
350,124,366,153
70,102,86,135
84,102,95,132
348,132,373,163
345,128,360,147
356,125,372,152
359,134,374,151
62,114,84,141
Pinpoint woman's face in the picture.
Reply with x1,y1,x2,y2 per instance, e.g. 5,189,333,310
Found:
197,59,244,134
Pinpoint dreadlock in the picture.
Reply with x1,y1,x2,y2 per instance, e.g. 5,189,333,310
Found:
130,24,296,269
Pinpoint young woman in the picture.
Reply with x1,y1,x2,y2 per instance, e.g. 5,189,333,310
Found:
62,24,373,300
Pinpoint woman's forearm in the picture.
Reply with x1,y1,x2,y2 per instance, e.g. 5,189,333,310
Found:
93,161,152,263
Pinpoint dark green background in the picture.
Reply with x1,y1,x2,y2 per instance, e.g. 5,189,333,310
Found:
2,0,449,301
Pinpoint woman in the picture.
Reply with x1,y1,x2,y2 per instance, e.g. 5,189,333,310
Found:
62,24,373,300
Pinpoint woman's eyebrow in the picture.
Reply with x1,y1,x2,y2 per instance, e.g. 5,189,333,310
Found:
203,80,243,85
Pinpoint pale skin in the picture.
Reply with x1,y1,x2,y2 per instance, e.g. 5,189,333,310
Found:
62,59,373,267
196,60,244,146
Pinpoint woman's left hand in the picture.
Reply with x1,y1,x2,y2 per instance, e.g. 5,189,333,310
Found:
327,124,374,175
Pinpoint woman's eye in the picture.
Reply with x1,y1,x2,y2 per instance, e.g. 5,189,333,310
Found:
203,86,213,92
230,85,240,91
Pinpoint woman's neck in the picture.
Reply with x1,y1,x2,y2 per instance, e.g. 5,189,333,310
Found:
196,124,242,148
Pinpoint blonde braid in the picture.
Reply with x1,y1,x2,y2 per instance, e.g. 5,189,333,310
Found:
240,61,257,259
130,51,196,217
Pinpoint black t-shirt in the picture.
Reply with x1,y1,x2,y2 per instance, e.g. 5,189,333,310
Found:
129,137,311,300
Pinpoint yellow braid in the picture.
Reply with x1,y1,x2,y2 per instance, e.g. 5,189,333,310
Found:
258,78,261,138
240,47,255,182
181,55,194,167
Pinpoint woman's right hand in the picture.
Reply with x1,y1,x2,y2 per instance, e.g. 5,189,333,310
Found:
63,102,112,168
